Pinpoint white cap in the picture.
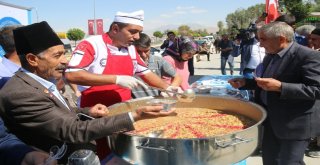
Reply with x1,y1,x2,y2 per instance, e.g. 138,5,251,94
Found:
113,10,144,27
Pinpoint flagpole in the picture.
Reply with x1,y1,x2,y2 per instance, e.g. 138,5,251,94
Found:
93,0,96,35
265,0,268,24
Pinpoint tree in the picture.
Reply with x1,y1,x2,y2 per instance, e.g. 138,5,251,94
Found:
178,25,191,36
311,0,320,12
217,21,225,35
223,4,264,37
193,29,209,37
283,0,312,22
66,28,85,45
225,4,264,33
153,31,163,41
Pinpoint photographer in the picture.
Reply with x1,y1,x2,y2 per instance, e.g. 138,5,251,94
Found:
233,24,265,78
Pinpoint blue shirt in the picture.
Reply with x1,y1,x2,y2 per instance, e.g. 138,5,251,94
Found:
22,69,70,110
0,117,34,165
295,33,308,46
0,58,20,89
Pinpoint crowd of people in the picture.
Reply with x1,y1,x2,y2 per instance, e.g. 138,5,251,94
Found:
1,9,320,165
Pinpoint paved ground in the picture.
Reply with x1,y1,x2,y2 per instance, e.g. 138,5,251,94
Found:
191,51,319,165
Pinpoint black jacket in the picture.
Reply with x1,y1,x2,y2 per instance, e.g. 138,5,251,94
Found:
241,42,320,139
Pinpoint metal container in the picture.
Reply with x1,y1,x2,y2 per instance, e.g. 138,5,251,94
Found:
107,96,266,165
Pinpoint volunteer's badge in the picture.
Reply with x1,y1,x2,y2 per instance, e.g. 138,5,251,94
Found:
100,58,107,67
44,89,54,98
44,89,49,94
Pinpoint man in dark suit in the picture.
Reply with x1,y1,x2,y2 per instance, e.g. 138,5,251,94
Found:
0,21,175,163
160,31,176,50
228,21,320,165
0,117,56,165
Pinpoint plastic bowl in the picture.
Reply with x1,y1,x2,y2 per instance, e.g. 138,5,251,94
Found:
146,99,177,111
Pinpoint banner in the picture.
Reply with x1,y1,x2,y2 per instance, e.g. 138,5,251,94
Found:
96,19,104,35
265,0,280,24
0,2,31,57
88,19,94,35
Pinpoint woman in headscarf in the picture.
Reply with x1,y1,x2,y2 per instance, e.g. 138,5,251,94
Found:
162,36,198,90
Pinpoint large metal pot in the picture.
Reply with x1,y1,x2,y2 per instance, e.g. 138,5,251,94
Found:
107,96,266,165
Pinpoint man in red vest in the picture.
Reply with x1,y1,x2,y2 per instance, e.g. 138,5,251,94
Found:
65,10,175,160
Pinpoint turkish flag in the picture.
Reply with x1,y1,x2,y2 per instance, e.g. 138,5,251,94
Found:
88,20,94,35
96,19,104,35
265,0,280,24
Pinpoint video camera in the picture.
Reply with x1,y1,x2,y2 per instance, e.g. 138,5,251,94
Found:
236,26,256,41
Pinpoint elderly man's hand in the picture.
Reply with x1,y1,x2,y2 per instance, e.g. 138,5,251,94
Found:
228,78,246,89
21,151,57,165
255,77,282,92
89,104,109,118
131,105,176,121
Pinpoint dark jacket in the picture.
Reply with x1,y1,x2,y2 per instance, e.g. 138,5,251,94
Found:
241,42,320,139
218,39,233,57
0,117,34,165
0,71,134,162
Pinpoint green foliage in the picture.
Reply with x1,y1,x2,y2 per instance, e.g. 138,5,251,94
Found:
178,25,192,36
66,28,85,45
283,0,312,22
222,4,265,38
226,4,264,31
311,0,320,11
193,29,209,37
217,21,224,31
153,31,163,39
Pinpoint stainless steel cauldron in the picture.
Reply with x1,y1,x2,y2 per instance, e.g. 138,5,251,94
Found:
107,96,266,165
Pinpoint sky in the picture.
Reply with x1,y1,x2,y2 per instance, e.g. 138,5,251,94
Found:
3,0,265,35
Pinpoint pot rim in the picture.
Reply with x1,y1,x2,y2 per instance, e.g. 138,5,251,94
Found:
109,95,267,140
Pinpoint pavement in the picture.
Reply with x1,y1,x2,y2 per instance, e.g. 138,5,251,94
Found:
191,51,319,165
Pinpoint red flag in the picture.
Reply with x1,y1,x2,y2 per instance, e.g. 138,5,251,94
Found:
96,19,104,35
265,0,280,24
88,20,94,35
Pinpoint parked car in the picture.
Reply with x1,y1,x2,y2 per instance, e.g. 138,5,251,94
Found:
195,40,207,46
61,39,72,53
151,47,164,57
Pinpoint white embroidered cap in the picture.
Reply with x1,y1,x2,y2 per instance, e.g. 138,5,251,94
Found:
113,10,144,27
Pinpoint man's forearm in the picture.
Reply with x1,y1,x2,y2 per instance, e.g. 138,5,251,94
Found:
221,47,233,52
65,70,117,86
140,72,169,89
170,74,182,87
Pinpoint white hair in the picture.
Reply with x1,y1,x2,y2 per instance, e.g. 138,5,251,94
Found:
259,21,294,42
295,25,316,36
